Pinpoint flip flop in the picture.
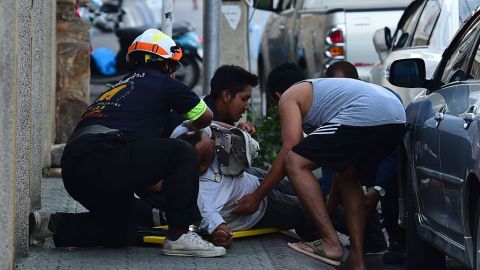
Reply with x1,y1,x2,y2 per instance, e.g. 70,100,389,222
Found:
287,240,341,266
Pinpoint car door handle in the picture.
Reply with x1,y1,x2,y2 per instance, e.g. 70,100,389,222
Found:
434,105,447,128
463,105,478,129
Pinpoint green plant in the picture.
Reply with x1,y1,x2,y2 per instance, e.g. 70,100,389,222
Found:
252,107,281,170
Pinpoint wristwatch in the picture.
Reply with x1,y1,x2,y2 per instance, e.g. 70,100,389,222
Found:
373,186,386,197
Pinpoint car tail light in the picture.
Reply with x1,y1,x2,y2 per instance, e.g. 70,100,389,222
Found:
326,46,344,58
325,25,345,70
326,29,344,44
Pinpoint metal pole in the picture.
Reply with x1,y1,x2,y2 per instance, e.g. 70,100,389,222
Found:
203,0,221,95
161,0,174,36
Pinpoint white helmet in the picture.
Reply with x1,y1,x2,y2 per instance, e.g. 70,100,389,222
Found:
126,28,183,62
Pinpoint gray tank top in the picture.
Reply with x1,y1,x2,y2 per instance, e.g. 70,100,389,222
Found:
301,78,406,134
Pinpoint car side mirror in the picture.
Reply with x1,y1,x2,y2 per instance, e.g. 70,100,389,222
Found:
388,58,426,88
253,0,279,12
373,27,392,62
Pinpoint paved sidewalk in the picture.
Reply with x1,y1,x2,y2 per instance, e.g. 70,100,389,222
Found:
15,178,427,270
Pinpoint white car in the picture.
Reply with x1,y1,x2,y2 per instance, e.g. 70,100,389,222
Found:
369,0,479,107
253,0,410,112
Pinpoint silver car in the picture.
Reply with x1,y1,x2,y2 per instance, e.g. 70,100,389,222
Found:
388,7,480,269
369,0,478,107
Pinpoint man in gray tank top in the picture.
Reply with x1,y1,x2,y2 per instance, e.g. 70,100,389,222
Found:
233,63,406,270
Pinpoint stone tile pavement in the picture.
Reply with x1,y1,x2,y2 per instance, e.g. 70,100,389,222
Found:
15,178,464,270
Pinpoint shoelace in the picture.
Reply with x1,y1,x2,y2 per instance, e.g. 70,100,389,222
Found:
185,232,216,248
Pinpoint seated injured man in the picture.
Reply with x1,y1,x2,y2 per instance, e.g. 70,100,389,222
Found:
170,121,315,248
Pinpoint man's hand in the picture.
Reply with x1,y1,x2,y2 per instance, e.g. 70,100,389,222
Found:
237,121,256,136
212,223,233,248
233,192,262,216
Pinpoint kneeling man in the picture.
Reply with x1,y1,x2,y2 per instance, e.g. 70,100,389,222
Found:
174,124,315,248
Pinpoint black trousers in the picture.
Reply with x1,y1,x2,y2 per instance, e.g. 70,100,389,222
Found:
381,174,405,249
53,134,201,247
246,168,316,241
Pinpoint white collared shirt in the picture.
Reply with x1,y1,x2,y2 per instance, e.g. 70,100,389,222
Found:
197,156,267,233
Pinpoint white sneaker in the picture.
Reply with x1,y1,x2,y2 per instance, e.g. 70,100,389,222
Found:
162,231,226,257
29,211,54,246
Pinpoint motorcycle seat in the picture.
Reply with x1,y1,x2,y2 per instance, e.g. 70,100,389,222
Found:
116,21,195,42
116,25,162,43
172,21,195,37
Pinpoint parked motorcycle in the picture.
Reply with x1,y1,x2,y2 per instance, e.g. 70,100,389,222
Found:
84,1,203,90
170,21,203,91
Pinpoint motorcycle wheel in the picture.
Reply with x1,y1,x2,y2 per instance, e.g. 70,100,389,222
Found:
176,56,200,90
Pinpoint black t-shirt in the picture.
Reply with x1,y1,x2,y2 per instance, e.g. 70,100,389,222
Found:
75,67,204,141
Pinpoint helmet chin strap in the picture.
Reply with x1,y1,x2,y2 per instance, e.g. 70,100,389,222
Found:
137,53,180,75
165,61,181,74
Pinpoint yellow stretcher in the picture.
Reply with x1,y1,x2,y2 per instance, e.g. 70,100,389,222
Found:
143,226,283,245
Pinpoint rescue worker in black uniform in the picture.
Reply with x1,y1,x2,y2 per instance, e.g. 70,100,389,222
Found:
29,29,226,257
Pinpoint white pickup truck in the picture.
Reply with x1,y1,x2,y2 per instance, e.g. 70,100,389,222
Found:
254,0,411,108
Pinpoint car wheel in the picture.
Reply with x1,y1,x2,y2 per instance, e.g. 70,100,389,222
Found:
405,163,446,270
474,199,480,270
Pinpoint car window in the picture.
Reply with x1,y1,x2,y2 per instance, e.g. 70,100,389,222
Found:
460,0,480,22
302,0,411,10
270,0,294,11
393,1,426,49
441,22,480,83
411,1,441,46
427,1,461,49
468,26,480,79
280,0,295,10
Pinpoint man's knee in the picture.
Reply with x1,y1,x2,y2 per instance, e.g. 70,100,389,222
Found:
337,166,361,185
284,151,313,175
284,151,300,174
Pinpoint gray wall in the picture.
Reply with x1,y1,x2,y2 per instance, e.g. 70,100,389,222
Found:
31,0,57,211
0,0,56,266
15,0,34,257
0,0,20,268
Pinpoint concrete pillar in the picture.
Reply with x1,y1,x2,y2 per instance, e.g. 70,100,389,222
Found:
1,0,57,262
30,0,56,211
41,1,57,172
15,0,34,257
55,0,90,144
203,0,222,95
220,1,249,69
220,1,250,122
0,0,19,267
162,0,174,36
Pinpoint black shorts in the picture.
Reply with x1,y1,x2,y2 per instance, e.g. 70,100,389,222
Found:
292,123,406,186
